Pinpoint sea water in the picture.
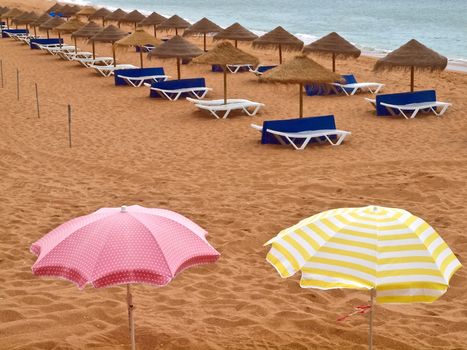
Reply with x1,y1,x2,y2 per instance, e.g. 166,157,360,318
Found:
66,0,467,69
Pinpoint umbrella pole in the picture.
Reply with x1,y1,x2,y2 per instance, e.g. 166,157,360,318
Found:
74,37,77,55
332,53,336,72
92,41,96,59
223,66,227,105
127,284,136,350
235,40,238,48
153,25,157,38
299,83,303,118
175,28,178,36
368,288,375,350
203,33,207,52
410,65,414,92
279,44,282,64
58,32,62,48
177,58,181,79
34,26,37,38
139,47,143,68
46,29,49,39
112,43,116,67
102,18,105,27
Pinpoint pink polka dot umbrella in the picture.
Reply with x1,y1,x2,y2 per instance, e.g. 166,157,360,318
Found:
30,205,220,350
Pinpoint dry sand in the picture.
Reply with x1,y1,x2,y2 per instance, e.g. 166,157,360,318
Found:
0,1,466,349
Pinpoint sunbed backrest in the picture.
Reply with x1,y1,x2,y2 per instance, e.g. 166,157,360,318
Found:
149,78,206,98
29,38,63,49
258,65,277,73
375,90,437,116
114,67,166,85
261,115,336,144
342,74,357,84
2,29,28,38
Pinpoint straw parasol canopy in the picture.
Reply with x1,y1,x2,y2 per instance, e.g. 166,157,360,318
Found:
261,55,342,117
193,41,259,103
60,4,81,18
157,15,191,36
12,11,38,28
374,39,447,92
0,7,9,15
120,10,146,29
39,16,65,39
91,25,128,66
105,8,127,28
183,17,222,52
71,21,103,58
30,13,51,36
116,27,160,67
3,8,23,27
139,12,167,38
46,3,63,14
148,35,203,79
55,17,85,53
253,26,303,64
303,32,361,72
89,8,112,27
213,22,258,48
76,6,97,18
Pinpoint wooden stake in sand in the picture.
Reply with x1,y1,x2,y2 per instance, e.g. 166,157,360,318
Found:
127,284,136,350
35,83,40,118
0,59,3,88
68,104,72,148
16,68,19,100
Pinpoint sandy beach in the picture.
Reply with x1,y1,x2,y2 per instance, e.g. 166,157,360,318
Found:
0,1,466,349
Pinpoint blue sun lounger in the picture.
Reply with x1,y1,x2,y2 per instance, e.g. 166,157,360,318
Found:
250,115,351,150
365,90,451,118
2,29,28,38
212,64,253,73
145,78,211,101
114,67,169,87
30,38,63,49
306,74,383,96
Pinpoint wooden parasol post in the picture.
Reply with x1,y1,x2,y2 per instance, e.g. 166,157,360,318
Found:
33,25,37,38
153,24,157,38
223,66,228,104
112,43,116,67
368,288,375,350
299,83,303,118
58,31,62,48
46,29,50,39
410,65,414,92
35,83,40,118
279,44,282,64
332,52,336,72
92,41,96,59
73,37,77,55
102,18,105,27
234,40,238,48
127,284,136,350
176,57,181,79
16,68,19,101
139,46,144,68
203,33,207,52
175,28,178,36
67,104,72,148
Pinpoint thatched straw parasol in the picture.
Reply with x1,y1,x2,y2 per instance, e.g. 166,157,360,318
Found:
71,21,103,58
116,27,160,68
91,25,127,66
374,39,447,92
46,3,63,14
105,8,127,28
76,6,97,19
3,8,23,28
39,16,65,39
261,55,342,118
213,22,257,48
253,26,303,64
60,4,81,18
148,35,203,79
157,15,191,36
139,12,167,38
193,41,259,103
30,13,51,37
12,11,38,30
55,17,85,53
89,8,112,27
183,17,222,52
120,10,146,30
303,32,361,72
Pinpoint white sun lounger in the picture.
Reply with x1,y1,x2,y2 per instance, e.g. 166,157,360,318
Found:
331,82,384,96
46,45,77,55
376,100,451,119
116,73,169,87
226,64,254,73
63,51,93,60
189,98,264,119
145,84,211,100
35,43,62,51
91,64,138,77
73,56,114,68
250,124,351,150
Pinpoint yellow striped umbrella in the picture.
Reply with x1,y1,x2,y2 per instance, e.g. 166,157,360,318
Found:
265,205,462,349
